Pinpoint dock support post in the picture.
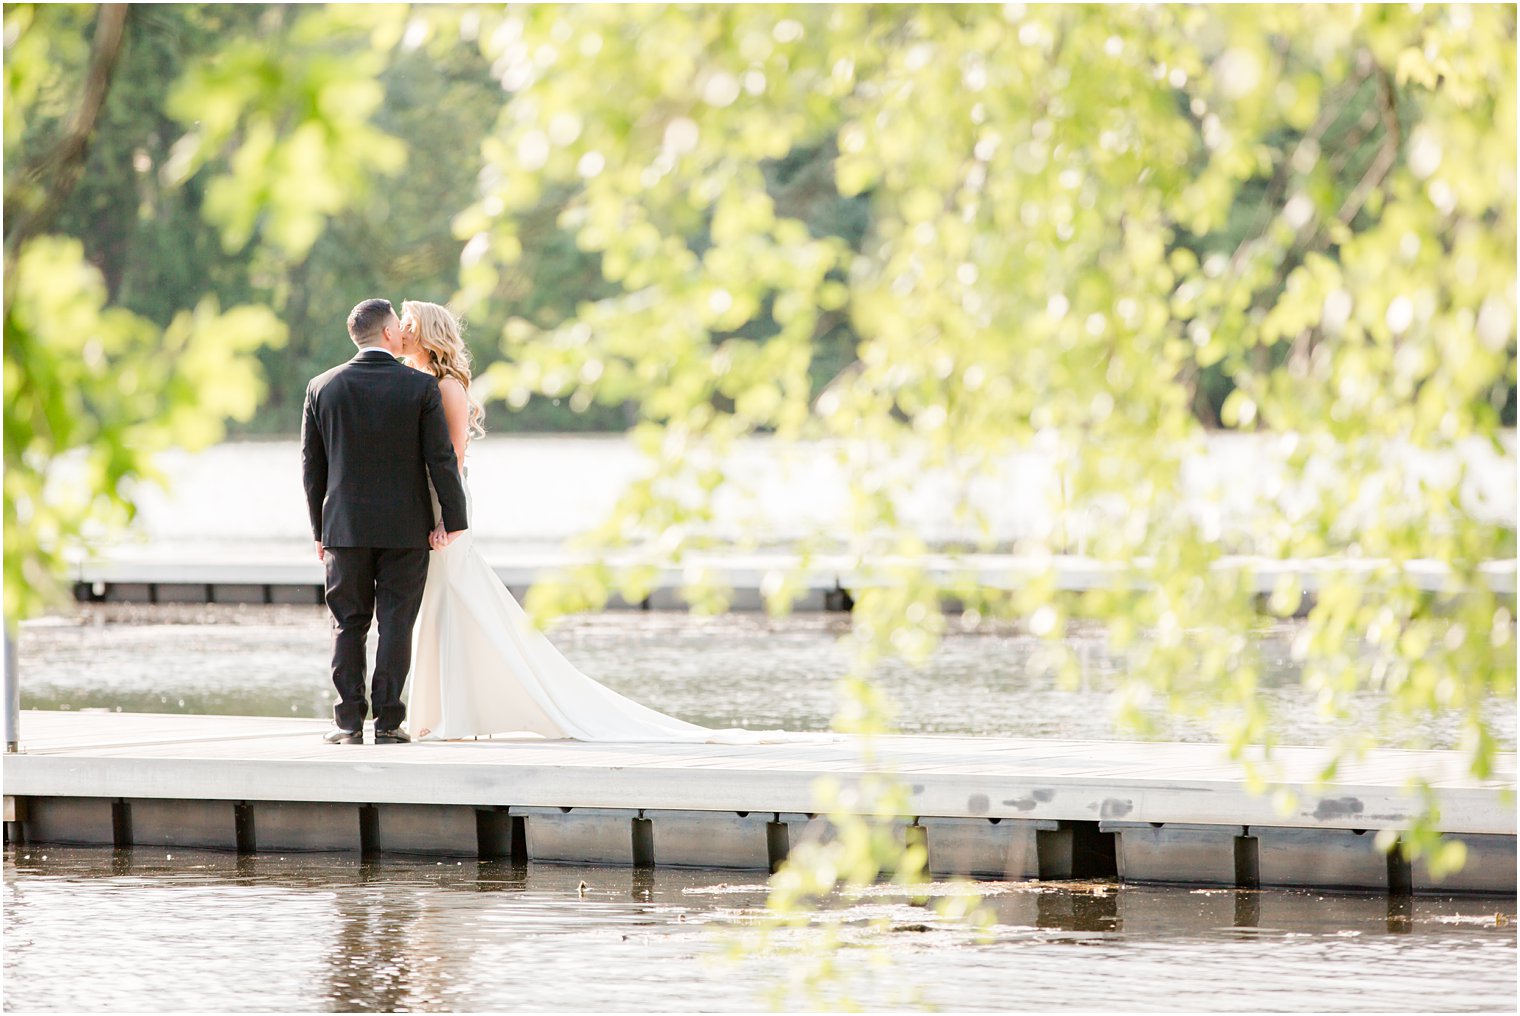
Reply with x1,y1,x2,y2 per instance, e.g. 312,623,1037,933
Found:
766,817,789,872
1388,843,1413,895
1234,834,1260,887
1036,825,1076,879
234,803,256,853
4,795,25,845
476,808,514,859
4,621,19,752
631,816,654,867
1041,821,1117,879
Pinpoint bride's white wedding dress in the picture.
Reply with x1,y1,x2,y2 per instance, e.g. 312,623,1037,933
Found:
406,472,767,742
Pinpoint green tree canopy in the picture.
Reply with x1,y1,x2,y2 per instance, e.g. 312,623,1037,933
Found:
446,4,1514,865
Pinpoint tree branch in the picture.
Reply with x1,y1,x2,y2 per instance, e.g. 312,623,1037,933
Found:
1332,65,1401,228
3,4,130,312
1227,73,1364,277
1233,59,1402,312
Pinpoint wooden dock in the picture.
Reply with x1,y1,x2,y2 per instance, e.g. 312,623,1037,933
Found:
4,710,1514,894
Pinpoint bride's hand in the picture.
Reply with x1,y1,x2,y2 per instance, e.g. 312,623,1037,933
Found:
428,524,447,550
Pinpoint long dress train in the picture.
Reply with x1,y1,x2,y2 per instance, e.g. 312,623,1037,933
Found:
406,476,787,742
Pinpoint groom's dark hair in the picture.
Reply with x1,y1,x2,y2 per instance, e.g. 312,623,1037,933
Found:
347,298,396,348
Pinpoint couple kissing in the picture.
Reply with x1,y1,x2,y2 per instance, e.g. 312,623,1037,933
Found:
299,298,733,746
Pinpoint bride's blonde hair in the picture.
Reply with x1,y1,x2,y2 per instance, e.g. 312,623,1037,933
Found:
402,300,485,438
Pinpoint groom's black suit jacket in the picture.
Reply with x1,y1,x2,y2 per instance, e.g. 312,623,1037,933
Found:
301,349,469,548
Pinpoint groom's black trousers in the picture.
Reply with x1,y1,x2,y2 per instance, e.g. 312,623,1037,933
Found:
323,546,430,732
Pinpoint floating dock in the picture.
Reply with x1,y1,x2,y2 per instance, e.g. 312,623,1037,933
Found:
71,551,1518,611
3,710,1513,894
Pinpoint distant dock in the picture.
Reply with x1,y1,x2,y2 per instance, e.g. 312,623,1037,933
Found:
71,550,1518,611
4,710,1513,894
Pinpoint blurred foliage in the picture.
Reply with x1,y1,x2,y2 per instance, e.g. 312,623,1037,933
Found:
444,2,1514,891
20,5,1498,442
4,3,634,436
5,4,287,621
3,237,284,617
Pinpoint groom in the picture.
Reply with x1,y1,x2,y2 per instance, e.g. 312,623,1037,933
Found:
300,298,469,745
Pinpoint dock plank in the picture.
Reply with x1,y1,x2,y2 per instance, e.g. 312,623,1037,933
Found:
5,710,1513,841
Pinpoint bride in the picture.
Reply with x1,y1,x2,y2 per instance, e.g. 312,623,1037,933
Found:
394,300,720,742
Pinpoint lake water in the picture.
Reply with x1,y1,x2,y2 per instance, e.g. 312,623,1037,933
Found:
14,604,1516,750
4,847,1516,1012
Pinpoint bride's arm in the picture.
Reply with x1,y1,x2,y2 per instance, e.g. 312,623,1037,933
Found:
437,376,470,473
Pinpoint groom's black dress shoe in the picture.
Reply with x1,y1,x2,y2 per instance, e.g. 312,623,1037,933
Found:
323,727,363,745
374,728,410,744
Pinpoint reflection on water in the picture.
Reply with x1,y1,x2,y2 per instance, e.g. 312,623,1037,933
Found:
17,604,1517,749
4,847,1515,1012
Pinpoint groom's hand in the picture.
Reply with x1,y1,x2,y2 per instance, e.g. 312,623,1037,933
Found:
429,524,464,550
314,540,324,562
